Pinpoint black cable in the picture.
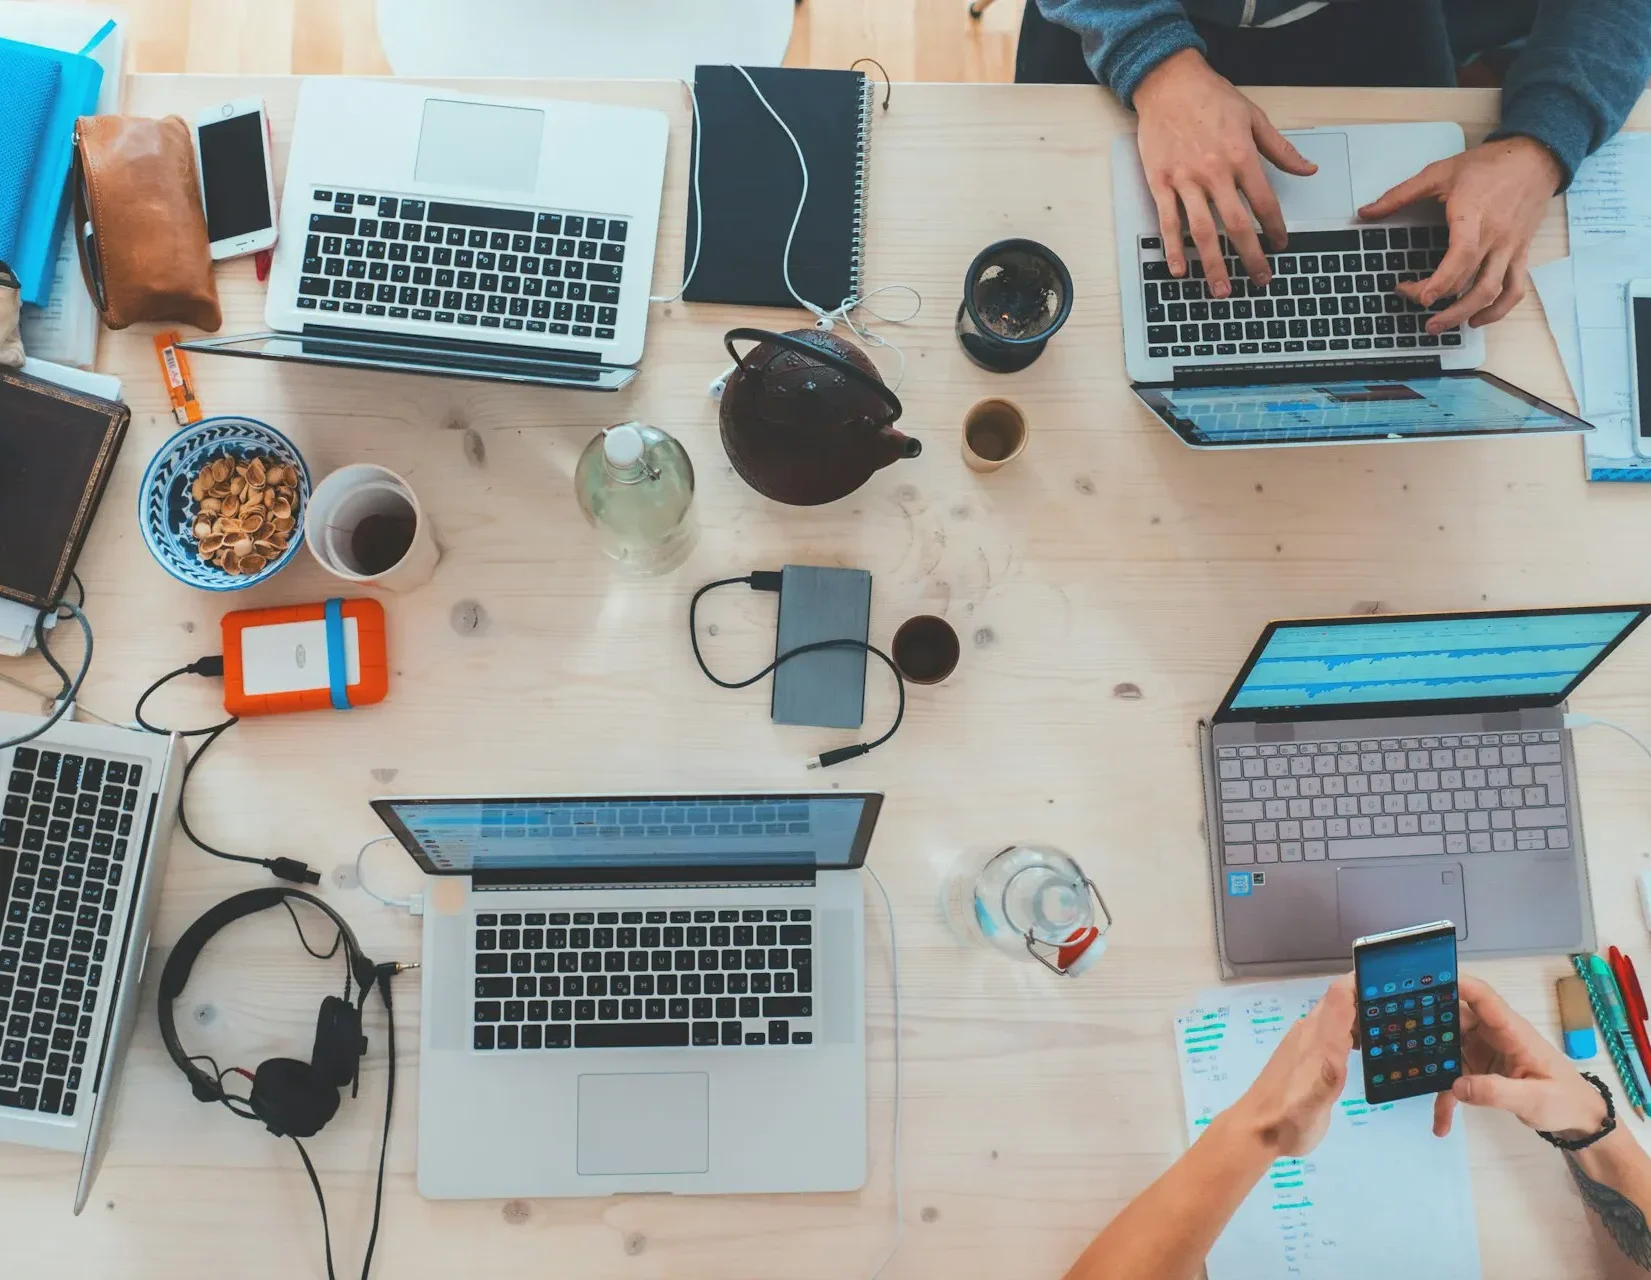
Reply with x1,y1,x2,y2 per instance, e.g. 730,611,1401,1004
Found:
689,574,906,768
0,601,92,751
360,964,404,1280
133,660,320,884
282,898,344,963
292,1136,340,1280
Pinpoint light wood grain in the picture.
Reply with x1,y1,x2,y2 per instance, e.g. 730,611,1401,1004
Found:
35,0,1025,79
4,73,1651,1279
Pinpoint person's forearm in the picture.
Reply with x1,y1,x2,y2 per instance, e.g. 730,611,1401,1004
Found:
1063,1110,1273,1280
1492,0,1651,188
1035,0,1204,105
1566,1129,1651,1277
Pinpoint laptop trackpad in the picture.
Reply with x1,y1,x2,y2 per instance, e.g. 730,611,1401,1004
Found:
1267,131,1354,221
577,1072,709,1176
1336,863,1467,946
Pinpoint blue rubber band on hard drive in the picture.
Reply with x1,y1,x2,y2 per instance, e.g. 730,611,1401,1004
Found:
324,598,351,710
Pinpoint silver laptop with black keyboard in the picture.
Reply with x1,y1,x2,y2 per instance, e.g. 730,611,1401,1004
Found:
1112,123,1593,450
0,714,182,1212
180,79,668,391
372,791,882,1200
1201,606,1651,978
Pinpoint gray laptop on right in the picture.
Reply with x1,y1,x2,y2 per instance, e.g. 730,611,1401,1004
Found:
1201,604,1651,978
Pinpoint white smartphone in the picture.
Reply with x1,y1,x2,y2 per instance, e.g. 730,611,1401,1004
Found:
1631,279,1651,458
193,98,278,261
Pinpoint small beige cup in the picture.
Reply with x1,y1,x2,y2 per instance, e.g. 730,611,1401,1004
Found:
304,463,440,591
962,398,1028,472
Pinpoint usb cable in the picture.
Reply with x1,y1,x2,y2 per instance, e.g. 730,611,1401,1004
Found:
689,573,906,768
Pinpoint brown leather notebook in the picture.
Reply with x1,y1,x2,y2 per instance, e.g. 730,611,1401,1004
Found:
0,368,129,610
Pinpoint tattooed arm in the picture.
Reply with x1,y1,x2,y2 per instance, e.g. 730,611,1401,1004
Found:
1435,976,1651,1275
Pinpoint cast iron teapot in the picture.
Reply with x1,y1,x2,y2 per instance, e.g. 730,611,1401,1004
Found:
719,327,920,506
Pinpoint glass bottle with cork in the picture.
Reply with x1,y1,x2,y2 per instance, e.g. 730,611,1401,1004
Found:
575,421,697,576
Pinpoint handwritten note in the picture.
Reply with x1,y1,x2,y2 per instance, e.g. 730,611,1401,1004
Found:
1569,134,1651,250
1176,978,1481,1280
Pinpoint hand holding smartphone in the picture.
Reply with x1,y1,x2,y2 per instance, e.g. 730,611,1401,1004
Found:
193,98,278,261
1354,921,1461,1104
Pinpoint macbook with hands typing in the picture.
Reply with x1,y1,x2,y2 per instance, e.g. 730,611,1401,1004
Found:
181,79,668,391
1200,605,1651,978
372,790,881,1199
1112,123,1593,449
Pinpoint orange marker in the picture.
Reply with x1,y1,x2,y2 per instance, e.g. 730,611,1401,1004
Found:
153,330,202,425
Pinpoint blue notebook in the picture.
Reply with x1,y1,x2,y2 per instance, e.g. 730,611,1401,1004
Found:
0,49,59,262
0,31,106,306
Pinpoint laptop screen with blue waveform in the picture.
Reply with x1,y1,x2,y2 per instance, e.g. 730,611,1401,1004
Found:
1222,608,1649,716
1134,370,1591,447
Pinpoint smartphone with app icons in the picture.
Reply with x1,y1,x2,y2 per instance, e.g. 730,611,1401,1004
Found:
1353,921,1462,1104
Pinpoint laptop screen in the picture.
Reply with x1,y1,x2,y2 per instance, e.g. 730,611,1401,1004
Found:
1135,370,1590,447
373,793,882,877
1217,606,1650,721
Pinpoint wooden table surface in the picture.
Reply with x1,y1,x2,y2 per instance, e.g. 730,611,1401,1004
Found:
4,74,1651,1279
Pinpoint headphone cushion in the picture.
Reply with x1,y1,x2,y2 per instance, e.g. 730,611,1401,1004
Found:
249,1058,340,1138
311,995,366,1089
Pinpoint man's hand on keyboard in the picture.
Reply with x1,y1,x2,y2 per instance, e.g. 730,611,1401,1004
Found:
1133,48,1317,300
1357,137,1564,334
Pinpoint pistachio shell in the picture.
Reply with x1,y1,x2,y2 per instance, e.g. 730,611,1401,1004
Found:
211,457,231,483
242,513,266,534
272,515,295,533
198,497,222,516
232,536,253,558
239,553,267,574
193,520,213,539
221,497,239,518
246,458,267,486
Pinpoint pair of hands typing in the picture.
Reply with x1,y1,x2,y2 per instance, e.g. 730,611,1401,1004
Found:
1235,973,1609,1160
1133,49,1563,337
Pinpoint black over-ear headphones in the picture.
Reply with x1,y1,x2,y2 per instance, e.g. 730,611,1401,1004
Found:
157,888,410,1280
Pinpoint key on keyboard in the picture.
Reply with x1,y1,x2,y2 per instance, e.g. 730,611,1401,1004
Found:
470,904,816,1051
298,189,628,338
0,746,142,1116
1137,226,1467,362
1214,731,1569,864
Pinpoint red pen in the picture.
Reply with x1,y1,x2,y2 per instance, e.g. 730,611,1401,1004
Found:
1609,947,1651,1075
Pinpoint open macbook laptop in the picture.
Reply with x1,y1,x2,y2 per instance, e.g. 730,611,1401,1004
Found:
0,714,182,1211
181,79,668,391
1199,605,1651,978
372,791,881,1199
1113,123,1593,448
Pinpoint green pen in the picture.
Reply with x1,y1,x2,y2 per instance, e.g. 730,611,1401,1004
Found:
1587,952,1651,1113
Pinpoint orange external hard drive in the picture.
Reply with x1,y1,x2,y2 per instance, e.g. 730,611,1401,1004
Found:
221,598,388,716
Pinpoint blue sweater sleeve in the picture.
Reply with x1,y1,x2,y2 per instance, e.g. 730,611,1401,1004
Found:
1034,0,1206,106
1490,0,1651,189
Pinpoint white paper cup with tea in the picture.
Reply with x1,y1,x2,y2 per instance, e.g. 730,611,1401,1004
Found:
304,464,439,591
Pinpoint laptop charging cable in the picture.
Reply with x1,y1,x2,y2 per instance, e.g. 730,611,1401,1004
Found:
135,657,322,886
690,572,906,768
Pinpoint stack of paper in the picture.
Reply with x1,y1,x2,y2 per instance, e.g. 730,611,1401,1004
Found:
1175,978,1481,1280
1,2,124,370
1531,133,1651,481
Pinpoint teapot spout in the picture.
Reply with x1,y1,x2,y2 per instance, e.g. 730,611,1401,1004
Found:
881,426,923,461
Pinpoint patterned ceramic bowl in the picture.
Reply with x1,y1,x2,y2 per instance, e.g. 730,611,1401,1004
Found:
138,416,310,591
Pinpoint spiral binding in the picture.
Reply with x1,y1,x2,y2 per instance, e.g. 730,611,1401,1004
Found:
850,75,874,303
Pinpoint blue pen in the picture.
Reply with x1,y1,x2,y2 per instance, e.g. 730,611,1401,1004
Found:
1588,953,1651,1112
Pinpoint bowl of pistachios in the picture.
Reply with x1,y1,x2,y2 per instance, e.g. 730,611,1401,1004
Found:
139,417,311,591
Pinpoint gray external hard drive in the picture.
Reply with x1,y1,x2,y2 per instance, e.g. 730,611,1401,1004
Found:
771,565,871,730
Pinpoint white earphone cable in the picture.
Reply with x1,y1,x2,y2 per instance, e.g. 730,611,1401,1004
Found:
655,67,922,391
356,834,414,910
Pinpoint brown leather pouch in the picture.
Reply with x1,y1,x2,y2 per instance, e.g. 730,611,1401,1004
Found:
72,115,221,332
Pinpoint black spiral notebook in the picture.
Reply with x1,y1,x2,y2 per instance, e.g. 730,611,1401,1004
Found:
683,65,874,311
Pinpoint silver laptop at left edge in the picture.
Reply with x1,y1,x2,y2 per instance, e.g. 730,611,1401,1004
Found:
0,713,182,1213
373,791,879,1200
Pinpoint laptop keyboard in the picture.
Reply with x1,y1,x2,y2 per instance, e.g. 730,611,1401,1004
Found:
472,907,815,1052
0,747,142,1116
299,189,628,340
1139,226,1466,362
1216,731,1568,864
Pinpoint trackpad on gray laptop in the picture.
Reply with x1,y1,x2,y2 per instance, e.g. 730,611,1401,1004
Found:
1336,863,1467,946
1267,131,1354,220
577,1073,709,1176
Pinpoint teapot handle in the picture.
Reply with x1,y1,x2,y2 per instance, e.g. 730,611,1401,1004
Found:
724,327,903,423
